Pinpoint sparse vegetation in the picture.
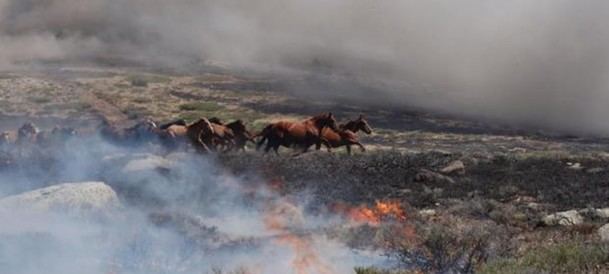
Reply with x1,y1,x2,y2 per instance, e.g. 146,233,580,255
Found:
354,267,416,274
179,101,223,112
480,242,609,274
127,74,171,87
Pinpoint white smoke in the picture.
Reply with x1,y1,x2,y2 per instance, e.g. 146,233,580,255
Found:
1,1,609,134
0,136,390,274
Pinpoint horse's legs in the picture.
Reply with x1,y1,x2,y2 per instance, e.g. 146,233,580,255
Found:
355,141,366,152
256,136,267,151
273,143,280,155
323,140,332,153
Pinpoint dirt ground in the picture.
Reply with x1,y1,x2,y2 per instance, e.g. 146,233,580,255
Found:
2,64,609,273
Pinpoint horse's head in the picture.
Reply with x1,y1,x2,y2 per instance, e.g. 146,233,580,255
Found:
227,120,247,133
208,117,223,125
194,118,215,136
355,114,373,134
315,112,338,131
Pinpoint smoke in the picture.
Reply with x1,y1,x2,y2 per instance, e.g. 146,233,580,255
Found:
2,1,609,134
0,136,393,274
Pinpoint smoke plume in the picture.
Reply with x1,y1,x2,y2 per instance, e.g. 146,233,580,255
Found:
0,136,396,274
1,1,609,134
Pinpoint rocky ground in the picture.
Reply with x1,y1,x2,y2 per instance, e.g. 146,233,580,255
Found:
1,64,609,273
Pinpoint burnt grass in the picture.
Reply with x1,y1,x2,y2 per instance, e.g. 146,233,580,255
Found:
218,151,609,211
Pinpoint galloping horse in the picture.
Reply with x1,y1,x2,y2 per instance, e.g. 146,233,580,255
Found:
164,118,215,153
207,118,236,151
159,119,187,130
224,120,255,151
256,112,338,154
316,115,373,154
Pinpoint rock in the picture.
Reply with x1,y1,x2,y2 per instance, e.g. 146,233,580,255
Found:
595,208,609,219
586,167,605,174
414,169,455,184
419,209,437,217
567,162,584,171
599,224,609,241
440,160,465,175
542,210,584,226
0,182,120,214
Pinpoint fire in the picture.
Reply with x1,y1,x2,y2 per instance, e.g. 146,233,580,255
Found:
263,200,337,274
337,200,407,226
333,200,417,243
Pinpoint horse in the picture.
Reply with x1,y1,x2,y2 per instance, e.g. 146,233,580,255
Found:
255,112,338,154
164,118,215,153
316,115,373,155
36,126,78,147
224,120,255,151
206,118,236,151
99,118,158,145
339,114,373,134
17,122,39,144
159,119,187,130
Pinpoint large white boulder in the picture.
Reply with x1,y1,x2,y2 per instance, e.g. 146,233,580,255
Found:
0,182,120,214
542,210,584,226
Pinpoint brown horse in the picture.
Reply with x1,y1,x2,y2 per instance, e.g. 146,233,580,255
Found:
224,120,255,151
256,112,338,154
100,118,158,145
207,118,236,151
159,119,187,130
339,114,373,134
164,118,215,153
316,115,373,154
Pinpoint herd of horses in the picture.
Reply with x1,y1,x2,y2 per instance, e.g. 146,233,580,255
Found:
0,112,373,155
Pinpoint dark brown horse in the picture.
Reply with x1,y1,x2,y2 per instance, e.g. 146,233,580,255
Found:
17,122,39,144
100,118,158,145
339,114,373,134
255,113,338,154
164,118,215,153
224,120,255,151
316,115,373,154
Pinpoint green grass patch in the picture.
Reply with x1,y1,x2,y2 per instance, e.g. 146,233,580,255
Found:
179,101,224,112
28,96,52,104
480,242,609,274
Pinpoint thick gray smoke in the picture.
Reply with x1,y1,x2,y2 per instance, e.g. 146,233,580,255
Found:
0,136,389,274
1,1,609,134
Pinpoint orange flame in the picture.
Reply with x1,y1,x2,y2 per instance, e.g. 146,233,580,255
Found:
263,200,337,274
333,200,417,243
339,200,407,226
